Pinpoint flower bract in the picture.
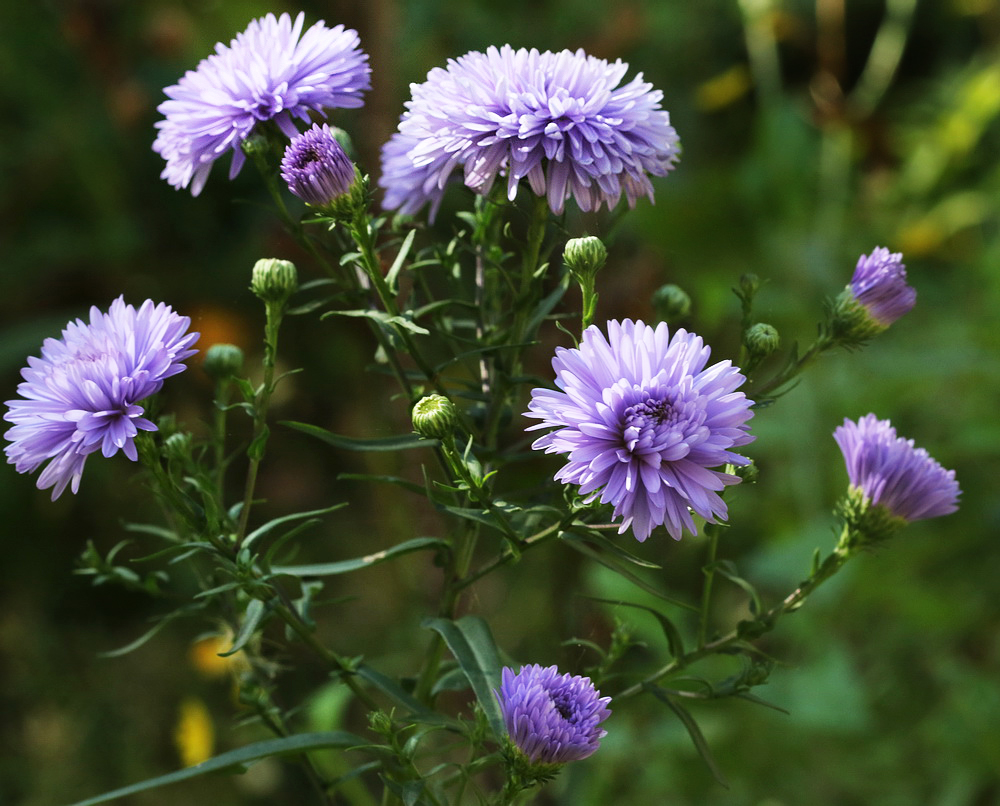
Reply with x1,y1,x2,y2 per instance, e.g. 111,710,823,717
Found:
496,664,611,764
379,45,680,219
834,414,960,522
3,298,199,500
525,320,754,542
154,12,370,195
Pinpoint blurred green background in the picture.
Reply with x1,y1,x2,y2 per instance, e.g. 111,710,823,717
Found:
1,0,998,804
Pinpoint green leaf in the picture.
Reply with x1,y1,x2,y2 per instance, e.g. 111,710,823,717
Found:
586,596,686,659
221,598,269,657
283,420,433,452
422,615,505,739
98,607,200,659
709,560,764,615
385,228,416,292
243,503,347,551
353,664,444,723
644,684,730,788
273,537,449,578
67,731,367,806
561,532,696,612
337,473,427,497
324,308,430,335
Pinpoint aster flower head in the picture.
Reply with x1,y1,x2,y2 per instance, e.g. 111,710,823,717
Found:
380,45,680,219
496,664,611,765
834,414,960,525
525,320,755,542
154,12,370,195
832,247,916,342
281,123,357,208
4,298,199,500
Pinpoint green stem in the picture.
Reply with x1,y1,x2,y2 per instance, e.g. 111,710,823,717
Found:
235,300,283,545
696,524,721,648
752,331,834,399
617,529,855,699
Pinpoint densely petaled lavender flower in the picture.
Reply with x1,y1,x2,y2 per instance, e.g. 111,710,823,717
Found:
496,665,611,764
4,298,199,500
154,12,370,195
847,247,916,327
281,123,356,206
380,45,680,219
834,414,960,522
525,320,754,542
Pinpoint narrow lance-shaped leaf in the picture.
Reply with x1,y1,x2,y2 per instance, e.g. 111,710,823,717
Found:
67,732,368,806
643,683,730,789
243,503,348,551
423,615,505,739
283,420,433,452
273,537,449,578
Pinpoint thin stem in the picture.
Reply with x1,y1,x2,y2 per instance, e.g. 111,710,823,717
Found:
696,524,721,648
235,301,283,544
751,330,834,399
617,530,855,699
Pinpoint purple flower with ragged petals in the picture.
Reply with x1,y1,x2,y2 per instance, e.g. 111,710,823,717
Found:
848,247,916,327
525,320,754,542
834,414,960,522
4,297,199,500
281,123,356,207
496,664,611,764
379,45,680,220
154,12,370,195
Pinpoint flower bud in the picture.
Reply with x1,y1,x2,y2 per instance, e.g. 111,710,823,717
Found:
651,283,691,322
739,273,760,299
743,322,779,360
163,431,193,463
830,247,915,345
251,258,298,304
562,236,607,281
411,394,457,439
280,123,359,211
203,343,244,381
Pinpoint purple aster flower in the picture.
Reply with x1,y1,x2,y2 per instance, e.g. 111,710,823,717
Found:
281,123,357,207
525,320,754,542
847,247,916,327
379,45,680,219
834,414,960,522
4,298,199,500
496,665,611,764
154,12,370,195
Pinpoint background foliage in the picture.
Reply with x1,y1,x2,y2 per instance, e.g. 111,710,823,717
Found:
1,0,998,803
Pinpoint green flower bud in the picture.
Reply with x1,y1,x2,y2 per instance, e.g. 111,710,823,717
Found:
203,343,245,381
563,236,607,280
251,258,298,304
240,132,270,160
743,322,780,360
732,460,759,484
651,283,691,322
411,394,457,439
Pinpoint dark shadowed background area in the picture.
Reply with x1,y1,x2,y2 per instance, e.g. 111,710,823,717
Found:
1,0,998,804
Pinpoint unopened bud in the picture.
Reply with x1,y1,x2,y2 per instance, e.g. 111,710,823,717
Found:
563,236,607,280
203,343,244,381
251,258,298,304
651,284,691,322
743,323,779,360
411,394,457,440
739,273,761,299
